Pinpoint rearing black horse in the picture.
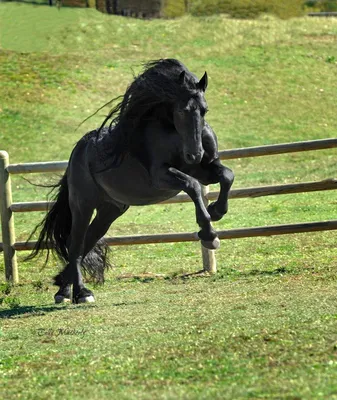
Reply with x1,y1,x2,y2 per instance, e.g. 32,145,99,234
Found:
28,59,234,304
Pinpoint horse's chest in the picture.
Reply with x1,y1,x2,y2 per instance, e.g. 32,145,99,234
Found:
94,154,178,206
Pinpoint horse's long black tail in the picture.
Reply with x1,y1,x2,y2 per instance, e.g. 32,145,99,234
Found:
26,173,71,264
26,171,110,283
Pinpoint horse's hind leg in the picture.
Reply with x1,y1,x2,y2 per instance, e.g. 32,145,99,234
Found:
53,240,72,304
53,199,94,304
69,204,95,303
73,202,128,303
54,202,128,304
53,204,93,304
82,202,128,260
54,275,72,304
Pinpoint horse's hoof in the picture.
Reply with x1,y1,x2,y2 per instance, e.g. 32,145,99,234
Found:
73,288,95,304
54,295,71,304
207,202,224,222
76,295,95,304
201,237,220,250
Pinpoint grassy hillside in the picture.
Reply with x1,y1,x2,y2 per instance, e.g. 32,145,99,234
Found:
1,3,337,399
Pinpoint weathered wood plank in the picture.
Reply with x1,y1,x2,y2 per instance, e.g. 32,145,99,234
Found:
10,179,337,212
0,151,18,282
219,138,337,160
7,138,337,174
5,219,337,251
7,161,68,175
308,12,337,17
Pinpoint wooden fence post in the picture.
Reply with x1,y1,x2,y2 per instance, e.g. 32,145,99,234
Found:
201,185,217,274
0,151,18,283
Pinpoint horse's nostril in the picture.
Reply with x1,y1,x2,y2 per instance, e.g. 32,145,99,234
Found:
186,153,196,163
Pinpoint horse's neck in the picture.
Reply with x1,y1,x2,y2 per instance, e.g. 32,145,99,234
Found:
150,103,173,125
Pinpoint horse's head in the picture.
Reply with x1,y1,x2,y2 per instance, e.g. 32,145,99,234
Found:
173,71,208,165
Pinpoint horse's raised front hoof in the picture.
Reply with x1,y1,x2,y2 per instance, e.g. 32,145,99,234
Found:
207,202,225,222
73,288,95,304
54,295,71,304
201,237,220,250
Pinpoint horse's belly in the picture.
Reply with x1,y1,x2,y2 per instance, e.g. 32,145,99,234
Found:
94,155,179,206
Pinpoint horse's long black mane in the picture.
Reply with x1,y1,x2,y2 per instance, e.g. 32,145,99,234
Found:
97,59,200,160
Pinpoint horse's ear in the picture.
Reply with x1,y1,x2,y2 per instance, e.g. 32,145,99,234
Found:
198,71,208,92
178,70,186,85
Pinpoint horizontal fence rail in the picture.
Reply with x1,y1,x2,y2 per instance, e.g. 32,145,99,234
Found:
3,220,337,252
9,179,337,213
7,138,337,175
1,138,337,282
218,138,337,160
308,12,337,17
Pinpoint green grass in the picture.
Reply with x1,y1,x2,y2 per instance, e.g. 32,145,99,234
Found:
1,3,337,399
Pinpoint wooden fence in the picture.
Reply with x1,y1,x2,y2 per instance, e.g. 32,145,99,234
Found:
308,12,337,17
1,138,337,283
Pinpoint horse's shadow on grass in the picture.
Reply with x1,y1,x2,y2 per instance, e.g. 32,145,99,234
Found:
0,303,95,319
0,300,147,319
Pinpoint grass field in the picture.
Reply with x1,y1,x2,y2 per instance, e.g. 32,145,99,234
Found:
1,3,337,399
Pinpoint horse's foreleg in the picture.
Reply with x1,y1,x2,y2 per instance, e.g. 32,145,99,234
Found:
153,167,219,249
206,159,234,221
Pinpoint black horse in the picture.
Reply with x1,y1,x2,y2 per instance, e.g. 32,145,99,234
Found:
28,59,234,304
